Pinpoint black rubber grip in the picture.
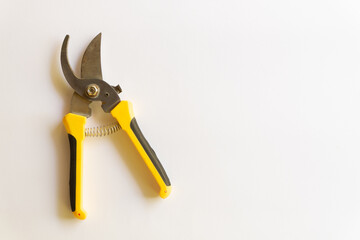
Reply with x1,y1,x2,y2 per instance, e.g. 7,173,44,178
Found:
130,118,171,186
68,134,76,212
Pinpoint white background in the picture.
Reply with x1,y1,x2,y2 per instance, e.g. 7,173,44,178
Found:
1,0,360,239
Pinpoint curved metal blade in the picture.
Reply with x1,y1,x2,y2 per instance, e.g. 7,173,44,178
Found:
81,33,103,79
61,34,120,113
61,35,82,91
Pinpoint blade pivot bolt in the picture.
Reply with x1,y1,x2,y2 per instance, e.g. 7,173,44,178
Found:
86,84,100,98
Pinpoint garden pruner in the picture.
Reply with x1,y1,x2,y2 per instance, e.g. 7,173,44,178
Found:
60,33,171,220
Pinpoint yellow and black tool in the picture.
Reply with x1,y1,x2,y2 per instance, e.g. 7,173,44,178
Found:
60,33,171,220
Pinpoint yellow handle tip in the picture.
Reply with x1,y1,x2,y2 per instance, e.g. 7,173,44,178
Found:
160,186,172,199
73,210,87,220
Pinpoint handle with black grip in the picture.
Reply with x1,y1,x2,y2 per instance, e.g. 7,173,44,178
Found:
63,113,87,220
111,101,171,198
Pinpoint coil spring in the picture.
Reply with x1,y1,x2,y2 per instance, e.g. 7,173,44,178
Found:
85,122,121,137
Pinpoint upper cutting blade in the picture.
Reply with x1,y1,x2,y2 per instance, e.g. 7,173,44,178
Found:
61,34,121,113
81,33,103,80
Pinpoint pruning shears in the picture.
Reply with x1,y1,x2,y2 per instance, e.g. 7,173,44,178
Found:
60,33,171,220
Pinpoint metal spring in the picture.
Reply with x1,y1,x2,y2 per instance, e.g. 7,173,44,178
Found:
85,122,121,137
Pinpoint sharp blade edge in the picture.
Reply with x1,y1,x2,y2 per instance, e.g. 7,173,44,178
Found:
81,33,103,80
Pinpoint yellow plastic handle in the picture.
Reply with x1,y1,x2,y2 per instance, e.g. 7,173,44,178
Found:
63,113,87,220
111,101,171,198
